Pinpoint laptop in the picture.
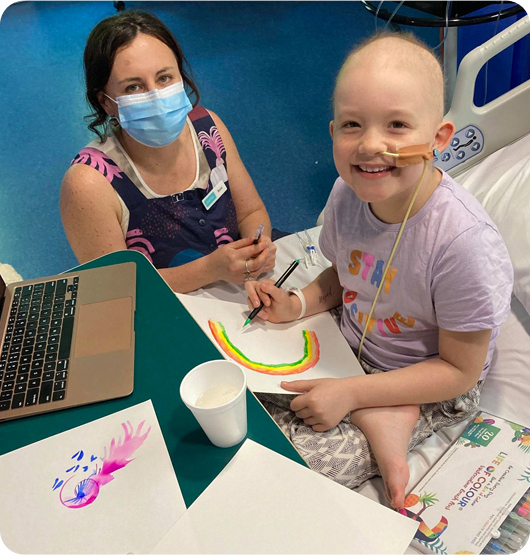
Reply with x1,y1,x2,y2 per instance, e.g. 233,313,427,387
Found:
0,262,136,421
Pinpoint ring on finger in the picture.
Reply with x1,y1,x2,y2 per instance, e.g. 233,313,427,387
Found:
244,259,254,282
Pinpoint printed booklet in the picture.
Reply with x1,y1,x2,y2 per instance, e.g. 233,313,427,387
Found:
401,413,530,554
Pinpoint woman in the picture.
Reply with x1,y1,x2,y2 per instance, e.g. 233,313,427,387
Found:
60,10,276,292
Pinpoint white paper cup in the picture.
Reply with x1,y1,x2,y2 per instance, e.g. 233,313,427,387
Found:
180,360,247,448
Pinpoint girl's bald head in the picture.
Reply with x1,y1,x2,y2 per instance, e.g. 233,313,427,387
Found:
334,31,445,124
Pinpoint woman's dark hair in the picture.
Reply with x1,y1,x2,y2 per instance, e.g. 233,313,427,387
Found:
84,10,200,140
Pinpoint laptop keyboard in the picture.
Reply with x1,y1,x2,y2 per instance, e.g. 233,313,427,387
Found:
0,276,78,413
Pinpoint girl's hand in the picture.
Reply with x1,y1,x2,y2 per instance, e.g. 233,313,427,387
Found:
281,378,355,432
209,237,266,285
244,279,301,323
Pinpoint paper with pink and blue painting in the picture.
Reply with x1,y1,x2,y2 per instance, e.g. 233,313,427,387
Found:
0,400,185,554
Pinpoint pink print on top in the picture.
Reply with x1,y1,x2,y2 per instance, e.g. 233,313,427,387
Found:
72,148,124,183
126,229,155,263
198,126,229,186
197,127,226,165
214,227,234,245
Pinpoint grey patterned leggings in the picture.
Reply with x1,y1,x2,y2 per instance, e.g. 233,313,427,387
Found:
257,359,481,490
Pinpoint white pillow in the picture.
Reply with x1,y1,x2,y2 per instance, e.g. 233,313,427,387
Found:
456,133,530,316
478,296,530,424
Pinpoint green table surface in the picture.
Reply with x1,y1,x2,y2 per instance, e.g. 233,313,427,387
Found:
0,250,305,506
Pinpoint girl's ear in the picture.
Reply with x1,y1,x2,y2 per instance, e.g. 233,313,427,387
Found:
434,120,456,153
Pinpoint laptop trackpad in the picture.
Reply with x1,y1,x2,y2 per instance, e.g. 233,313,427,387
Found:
73,298,133,358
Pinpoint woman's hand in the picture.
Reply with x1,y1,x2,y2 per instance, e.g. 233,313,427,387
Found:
281,378,356,432
244,279,301,323
208,237,271,285
254,235,276,275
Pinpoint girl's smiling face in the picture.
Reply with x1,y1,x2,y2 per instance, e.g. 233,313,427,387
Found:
330,39,454,220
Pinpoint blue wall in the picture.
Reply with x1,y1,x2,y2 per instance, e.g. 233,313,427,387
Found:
0,1,447,279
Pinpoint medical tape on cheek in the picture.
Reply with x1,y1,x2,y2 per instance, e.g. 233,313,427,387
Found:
381,143,435,167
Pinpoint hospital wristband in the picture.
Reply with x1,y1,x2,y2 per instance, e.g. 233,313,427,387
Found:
286,287,306,320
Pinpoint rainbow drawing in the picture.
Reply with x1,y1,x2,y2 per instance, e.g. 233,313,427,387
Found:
208,320,320,375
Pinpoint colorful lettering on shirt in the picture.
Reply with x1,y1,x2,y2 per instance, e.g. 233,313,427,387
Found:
376,319,388,337
384,317,401,334
342,289,414,336
361,252,375,281
358,312,376,333
348,249,397,294
383,267,397,294
394,312,416,328
348,250,362,275
344,291,357,303
371,260,384,288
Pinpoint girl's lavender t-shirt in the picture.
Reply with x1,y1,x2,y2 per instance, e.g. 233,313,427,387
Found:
319,170,514,380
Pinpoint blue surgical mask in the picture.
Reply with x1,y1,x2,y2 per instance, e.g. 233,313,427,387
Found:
105,81,192,147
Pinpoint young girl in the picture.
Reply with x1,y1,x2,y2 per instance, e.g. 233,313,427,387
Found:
61,11,276,292
245,32,513,509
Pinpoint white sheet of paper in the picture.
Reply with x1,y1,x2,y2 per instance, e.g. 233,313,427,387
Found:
0,401,186,554
152,439,417,554
176,294,364,393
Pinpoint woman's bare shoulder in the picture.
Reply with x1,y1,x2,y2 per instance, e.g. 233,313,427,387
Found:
60,162,122,222
61,162,118,197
